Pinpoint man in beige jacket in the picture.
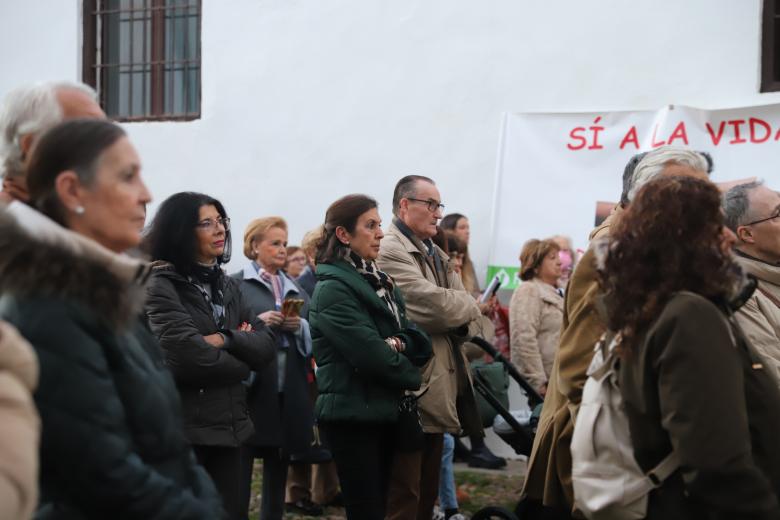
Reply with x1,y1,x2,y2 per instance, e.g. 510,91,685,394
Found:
723,181,780,389
377,175,483,520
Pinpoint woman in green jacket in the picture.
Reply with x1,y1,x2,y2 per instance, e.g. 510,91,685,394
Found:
309,194,431,520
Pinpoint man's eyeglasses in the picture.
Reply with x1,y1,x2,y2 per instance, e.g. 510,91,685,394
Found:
744,209,780,227
196,217,230,231
407,197,445,213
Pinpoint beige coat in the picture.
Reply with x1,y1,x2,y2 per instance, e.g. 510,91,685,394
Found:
377,221,483,435
734,254,780,392
509,278,564,391
0,320,39,520
521,207,621,515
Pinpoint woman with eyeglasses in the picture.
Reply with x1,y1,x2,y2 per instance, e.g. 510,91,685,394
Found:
285,246,308,279
144,192,276,519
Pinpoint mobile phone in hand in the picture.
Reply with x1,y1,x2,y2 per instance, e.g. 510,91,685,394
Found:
282,298,305,317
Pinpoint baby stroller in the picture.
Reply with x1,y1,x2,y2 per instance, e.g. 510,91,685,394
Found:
467,336,544,520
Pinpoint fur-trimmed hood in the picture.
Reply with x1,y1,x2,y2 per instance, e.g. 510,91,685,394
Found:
0,202,151,327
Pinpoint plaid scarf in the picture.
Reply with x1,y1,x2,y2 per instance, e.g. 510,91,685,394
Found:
253,262,291,348
344,249,401,326
254,262,284,311
188,263,225,328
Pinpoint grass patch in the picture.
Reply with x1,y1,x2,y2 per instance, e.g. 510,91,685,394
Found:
455,470,521,515
247,461,524,519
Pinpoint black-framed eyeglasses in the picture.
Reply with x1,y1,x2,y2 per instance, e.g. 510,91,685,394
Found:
407,197,445,212
196,217,230,231
744,209,780,227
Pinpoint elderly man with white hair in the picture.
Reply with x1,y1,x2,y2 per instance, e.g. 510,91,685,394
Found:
0,81,105,203
723,180,780,392
520,145,710,518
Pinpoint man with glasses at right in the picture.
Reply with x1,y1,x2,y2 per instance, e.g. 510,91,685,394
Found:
724,181,780,390
377,175,484,520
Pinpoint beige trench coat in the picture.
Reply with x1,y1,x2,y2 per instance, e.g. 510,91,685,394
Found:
733,253,780,392
509,278,564,391
0,320,39,520
377,221,483,435
520,207,621,515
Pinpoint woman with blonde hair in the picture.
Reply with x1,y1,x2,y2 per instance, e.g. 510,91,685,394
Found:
550,235,576,290
296,227,323,297
509,239,563,398
235,217,317,519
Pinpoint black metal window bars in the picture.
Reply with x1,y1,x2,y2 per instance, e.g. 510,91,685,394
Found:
83,0,201,121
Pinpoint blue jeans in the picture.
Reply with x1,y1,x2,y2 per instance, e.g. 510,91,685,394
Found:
438,433,458,510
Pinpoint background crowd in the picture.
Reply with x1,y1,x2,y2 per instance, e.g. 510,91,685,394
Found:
2,80,780,520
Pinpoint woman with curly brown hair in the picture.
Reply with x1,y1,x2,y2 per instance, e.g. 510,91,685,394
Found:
601,175,780,519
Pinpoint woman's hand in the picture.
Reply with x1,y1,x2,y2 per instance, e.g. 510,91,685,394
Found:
281,315,301,332
205,322,252,348
478,296,498,315
385,336,406,353
538,382,548,398
204,333,224,348
238,321,253,332
258,310,285,328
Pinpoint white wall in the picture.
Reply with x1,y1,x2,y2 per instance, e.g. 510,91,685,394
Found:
2,0,779,276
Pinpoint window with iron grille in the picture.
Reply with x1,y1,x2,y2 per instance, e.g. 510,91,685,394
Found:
762,0,780,92
83,0,201,121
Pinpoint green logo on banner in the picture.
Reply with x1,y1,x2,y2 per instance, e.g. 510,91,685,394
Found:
485,265,521,290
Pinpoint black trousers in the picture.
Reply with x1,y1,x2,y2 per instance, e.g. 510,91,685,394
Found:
321,421,396,520
240,446,290,520
192,444,244,520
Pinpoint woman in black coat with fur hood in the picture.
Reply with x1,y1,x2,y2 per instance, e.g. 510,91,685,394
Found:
144,191,276,519
0,120,224,519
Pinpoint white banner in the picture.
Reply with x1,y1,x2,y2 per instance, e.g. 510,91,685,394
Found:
488,104,780,289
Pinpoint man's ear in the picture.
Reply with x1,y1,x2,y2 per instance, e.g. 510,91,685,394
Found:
54,170,84,213
736,225,755,244
18,133,36,164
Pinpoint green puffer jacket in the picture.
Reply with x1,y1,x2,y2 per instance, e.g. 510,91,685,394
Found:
310,260,431,423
